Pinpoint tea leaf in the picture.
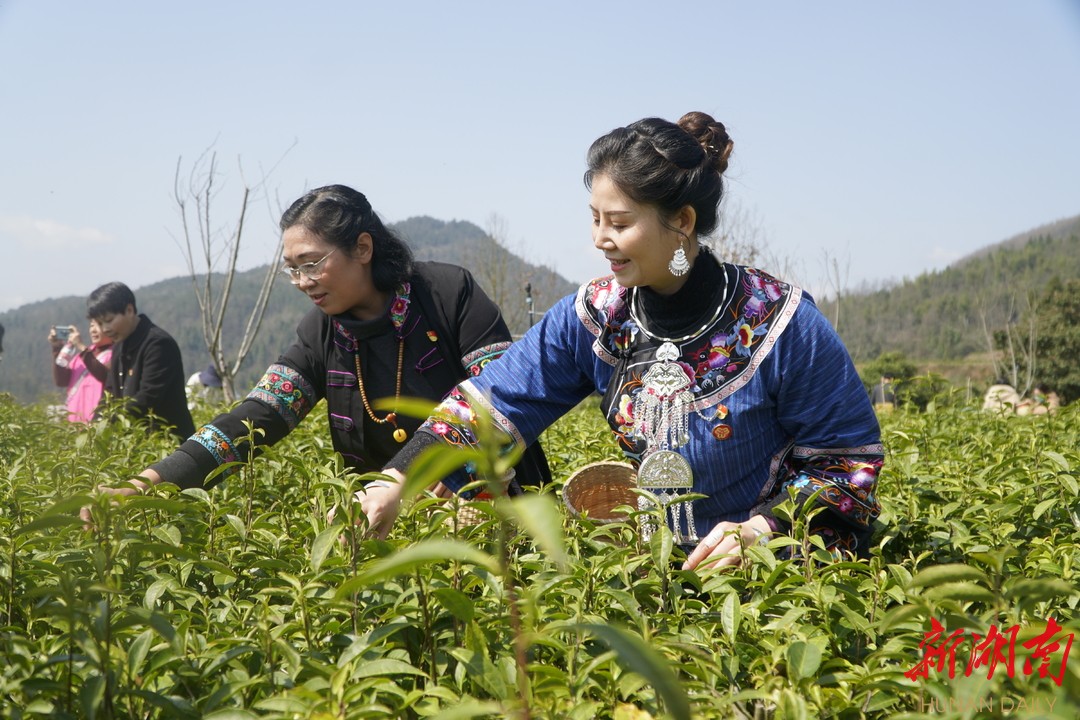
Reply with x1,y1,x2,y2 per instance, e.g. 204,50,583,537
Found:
1041,450,1070,471
336,540,497,597
402,443,487,502
1033,497,1057,520
310,525,339,572
433,587,476,622
350,658,427,679
14,513,82,537
573,623,691,720
1062,474,1079,497
649,520,673,571
787,641,823,681
908,563,989,588
922,581,995,602
497,493,569,570
429,700,505,719
203,710,259,720
1005,577,1077,602
721,590,741,643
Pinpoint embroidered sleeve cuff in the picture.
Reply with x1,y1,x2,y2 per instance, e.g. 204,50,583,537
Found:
149,441,220,490
752,483,871,535
384,428,476,495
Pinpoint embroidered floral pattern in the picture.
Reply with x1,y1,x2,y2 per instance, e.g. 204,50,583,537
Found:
419,387,525,494
681,269,790,393
594,265,794,456
462,341,512,377
247,363,315,431
613,393,636,436
782,453,883,527
581,277,636,355
333,282,413,350
418,390,482,485
814,526,861,556
191,424,244,480
389,282,411,331
742,268,784,319
418,390,476,441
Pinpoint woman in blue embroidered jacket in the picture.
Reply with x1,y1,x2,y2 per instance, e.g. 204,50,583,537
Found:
365,113,882,571
89,184,548,500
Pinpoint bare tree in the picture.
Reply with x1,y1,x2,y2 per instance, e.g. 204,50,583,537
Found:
707,200,765,267
480,213,520,327
466,214,563,336
821,246,852,331
171,144,293,402
707,199,808,287
979,292,1038,395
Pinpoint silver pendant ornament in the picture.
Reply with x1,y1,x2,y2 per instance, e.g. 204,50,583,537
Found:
633,342,698,544
633,342,692,451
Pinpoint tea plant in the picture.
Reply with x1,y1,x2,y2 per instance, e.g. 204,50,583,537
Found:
0,393,1077,719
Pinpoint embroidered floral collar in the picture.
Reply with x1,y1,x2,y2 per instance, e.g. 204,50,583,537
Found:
579,265,801,404
333,282,412,347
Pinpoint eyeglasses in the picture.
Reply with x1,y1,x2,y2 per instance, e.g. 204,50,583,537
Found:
281,248,337,284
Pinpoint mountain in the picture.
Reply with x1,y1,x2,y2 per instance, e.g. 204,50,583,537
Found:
0,217,577,404
816,213,1080,368
955,214,1080,263
7,211,1077,405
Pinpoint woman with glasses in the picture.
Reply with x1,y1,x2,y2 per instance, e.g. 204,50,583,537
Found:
108,184,549,496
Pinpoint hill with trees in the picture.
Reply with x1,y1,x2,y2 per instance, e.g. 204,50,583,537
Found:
816,214,1080,368
5,212,1077,406
0,217,576,404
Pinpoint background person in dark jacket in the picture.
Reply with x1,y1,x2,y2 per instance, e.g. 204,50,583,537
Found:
87,282,195,440
84,184,549,509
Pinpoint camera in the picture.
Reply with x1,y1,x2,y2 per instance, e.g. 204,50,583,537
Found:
54,326,71,340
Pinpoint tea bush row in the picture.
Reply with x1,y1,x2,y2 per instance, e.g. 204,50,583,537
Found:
0,394,1077,718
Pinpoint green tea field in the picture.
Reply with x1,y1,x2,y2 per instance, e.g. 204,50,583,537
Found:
1,393,1078,719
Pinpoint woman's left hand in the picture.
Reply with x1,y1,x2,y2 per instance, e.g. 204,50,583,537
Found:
682,514,772,571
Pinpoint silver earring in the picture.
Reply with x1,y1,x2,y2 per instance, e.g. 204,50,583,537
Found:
668,239,690,276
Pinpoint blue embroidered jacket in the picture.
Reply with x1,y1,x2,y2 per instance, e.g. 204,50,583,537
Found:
407,253,882,552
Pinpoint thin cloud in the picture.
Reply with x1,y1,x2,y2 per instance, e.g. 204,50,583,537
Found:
928,246,962,267
0,215,113,248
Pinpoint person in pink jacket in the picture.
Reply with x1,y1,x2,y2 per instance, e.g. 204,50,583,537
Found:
49,319,114,423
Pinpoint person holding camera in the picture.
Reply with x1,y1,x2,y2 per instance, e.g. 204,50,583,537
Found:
86,282,195,440
49,320,114,423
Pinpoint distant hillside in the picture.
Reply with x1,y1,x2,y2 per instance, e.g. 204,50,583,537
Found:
0,217,576,404
394,216,575,332
956,214,1080,264
817,213,1080,366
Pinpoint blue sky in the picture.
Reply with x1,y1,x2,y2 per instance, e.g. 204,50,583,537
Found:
1,0,1078,313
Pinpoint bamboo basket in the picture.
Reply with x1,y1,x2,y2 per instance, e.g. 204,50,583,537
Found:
562,461,638,524
446,498,493,528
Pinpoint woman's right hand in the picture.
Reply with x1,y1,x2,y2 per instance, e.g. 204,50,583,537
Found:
79,469,160,527
47,326,64,349
352,471,406,539
329,473,452,538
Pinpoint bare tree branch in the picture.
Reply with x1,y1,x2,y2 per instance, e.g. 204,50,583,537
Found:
820,246,851,331
169,142,295,402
